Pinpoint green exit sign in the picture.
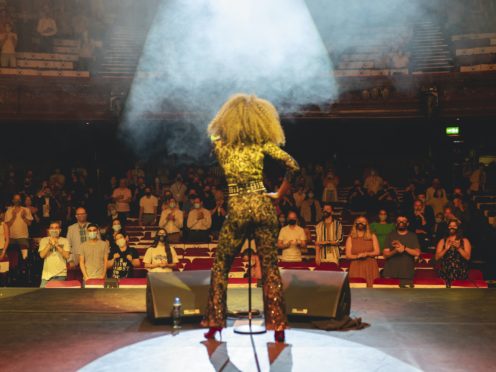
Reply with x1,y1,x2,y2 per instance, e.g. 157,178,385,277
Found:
446,126,460,135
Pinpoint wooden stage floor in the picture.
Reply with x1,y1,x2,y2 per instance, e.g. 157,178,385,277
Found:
0,288,495,371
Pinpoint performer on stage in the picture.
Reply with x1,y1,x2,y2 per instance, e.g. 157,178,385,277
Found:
202,94,299,343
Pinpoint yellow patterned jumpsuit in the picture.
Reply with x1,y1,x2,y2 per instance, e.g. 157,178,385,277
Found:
202,139,300,331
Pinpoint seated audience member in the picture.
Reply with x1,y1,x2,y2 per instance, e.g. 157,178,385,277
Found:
376,180,398,213
382,216,421,287
452,197,471,225
138,186,158,226
79,224,109,281
37,10,57,52
322,176,338,202
370,209,395,253
426,178,447,202
315,203,343,265
427,189,448,216
435,220,471,287
66,207,91,267
293,186,306,210
300,191,322,224
277,213,286,229
38,221,71,287
345,216,380,287
364,169,383,196
158,197,184,243
210,197,226,240
401,183,417,212
242,248,262,282
107,232,140,279
143,229,179,272
5,194,33,261
347,179,366,211
0,210,10,261
277,211,307,262
443,206,461,225
170,175,187,206
408,199,434,250
186,197,212,242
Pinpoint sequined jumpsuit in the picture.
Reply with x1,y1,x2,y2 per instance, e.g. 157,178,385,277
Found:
202,140,299,331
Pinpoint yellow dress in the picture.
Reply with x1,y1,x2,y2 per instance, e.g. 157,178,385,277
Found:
202,140,299,330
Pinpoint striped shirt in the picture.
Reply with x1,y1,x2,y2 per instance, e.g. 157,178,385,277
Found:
315,219,343,263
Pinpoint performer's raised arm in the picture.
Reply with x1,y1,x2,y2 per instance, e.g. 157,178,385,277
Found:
263,142,300,198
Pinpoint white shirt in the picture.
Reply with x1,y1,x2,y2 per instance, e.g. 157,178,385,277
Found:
0,222,6,250
37,17,57,37
39,237,71,280
143,244,179,272
139,195,158,214
278,225,306,262
5,206,33,239
158,208,184,234
187,208,212,231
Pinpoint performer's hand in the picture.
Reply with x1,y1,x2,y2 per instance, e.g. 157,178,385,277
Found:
265,192,280,200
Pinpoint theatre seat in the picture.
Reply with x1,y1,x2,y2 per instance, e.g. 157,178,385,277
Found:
183,258,214,270
473,280,488,288
414,269,439,279
313,262,342,271
451,280,477,288
45,280,82,288
468,269,484,281
349,277,367,288
413,278,446,288
278,261,313,270
373,278,400,288
84,279,105,288
119,278,147,288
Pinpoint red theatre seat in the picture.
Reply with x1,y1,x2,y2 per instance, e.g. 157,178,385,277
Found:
313,262,342,271
373,278,401,288
414,269,439,279
413,278,445,288
349,277,368,288
468,269,484,281
84,279,105,288
45,280,82,288
278,261,313,270
451,280,477,288
119,278,147,287
184,258,214,270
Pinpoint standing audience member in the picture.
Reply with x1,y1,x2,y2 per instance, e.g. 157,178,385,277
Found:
210,197,227,240
431,212,448,244
315,203,343,265
186,197,212,242
158,197,183,243
435,220,471,287
347,180,366,211
364,170,383,196
37,10,57,52
370,209,395,253
469,163,486,195
38,222,71,287
138,186,158,226
345,216,380,287
5,194,33,260
300,191,322,224
143,229,179,272
427,189,448,216
66,207,91,267
277,211,307,262
426,178,446,202
292,186,306,210
383,216,421,287
409,199,434,250
0,23,17,67
170,175,187,206
0,210,9,261
112,179,132,228
79,224,109,281
107,232,140,279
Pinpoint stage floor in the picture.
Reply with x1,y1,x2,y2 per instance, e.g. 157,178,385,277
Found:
1,288,495,371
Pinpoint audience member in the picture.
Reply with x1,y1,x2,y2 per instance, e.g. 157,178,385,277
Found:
383,215,421,287
364,169,383,196
345,216,380,287
427,189,448,216
241,248,262,281
426,178,447,202
277,211,307,262
0,23,17,67
158,197,183,243
36,10,57,52
66,207,91,267
0,210,9,261
435,220,471,287
107,232,140,279
36,186,60,230
300,191,322,224
409,199,434,250
469,163,486,195
79,223,109,281
431,212,448,243
376,180,398,213
112,178,132,228
210,197,226,240
170,175,187,206
38,221,71,287
347,179,366,211
186,197,212,242
370,209,395,253
292,186,306,209
315,203,343,265
5,194,33,260
138,186,158,226
143,229,179,272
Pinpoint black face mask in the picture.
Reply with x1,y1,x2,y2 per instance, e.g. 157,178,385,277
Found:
355,223,366,231
323,211,331,219
397,223,408,231
145,192,152,196
158,235,166,242
449,228,458,235
288,219,297,226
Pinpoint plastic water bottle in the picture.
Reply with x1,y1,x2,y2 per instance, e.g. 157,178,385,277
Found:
172,297,182,329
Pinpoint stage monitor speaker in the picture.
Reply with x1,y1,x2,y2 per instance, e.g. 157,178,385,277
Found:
146,270,211,322
280,269,351,320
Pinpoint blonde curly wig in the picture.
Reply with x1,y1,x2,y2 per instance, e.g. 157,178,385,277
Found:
208,93,286,146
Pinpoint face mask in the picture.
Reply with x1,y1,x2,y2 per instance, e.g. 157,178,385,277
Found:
288,219,297,226
169,202,176,209
356,223,366,231
379,215,387,222
112,224,121,232
396,223,408,231
449,228,457,235
116,238,126,248
49,229,60,238
279,218,286,224
88,231,98,240
194,203,201,209
13,200,21,206
323,211,331,219
145,192,152,196
158,235,166,242
435,218,443,223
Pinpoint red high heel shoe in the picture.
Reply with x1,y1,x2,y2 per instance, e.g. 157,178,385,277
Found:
274,330,285,343
204,327,222,340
